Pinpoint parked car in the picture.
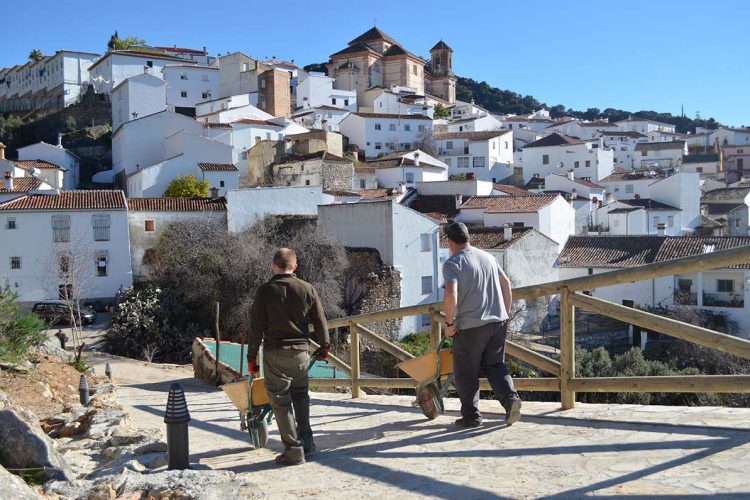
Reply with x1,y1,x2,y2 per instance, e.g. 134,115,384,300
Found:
32,301,97,326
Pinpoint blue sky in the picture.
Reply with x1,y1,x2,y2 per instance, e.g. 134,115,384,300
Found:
2,0,748,125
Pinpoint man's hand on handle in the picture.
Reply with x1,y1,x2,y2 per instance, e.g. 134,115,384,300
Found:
444,325,458,338
248,359,260,375
313,345,330,361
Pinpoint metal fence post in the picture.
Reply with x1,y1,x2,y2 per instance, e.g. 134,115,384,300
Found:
105,363,112,380
78,374,90,406
560,287,576,410
349,322,362,398
164,382,191,470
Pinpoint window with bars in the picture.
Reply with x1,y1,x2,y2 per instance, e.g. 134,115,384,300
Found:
145,220,155,232
5,217,16,229
473,157,485,168
421,276,433,294
59,254,70,277
10,256,21,269
92,214,110,241
96,252,108,277
52,215,70,242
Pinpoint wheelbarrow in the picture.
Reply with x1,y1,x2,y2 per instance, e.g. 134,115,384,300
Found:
396,340,455,419
221,352,321,449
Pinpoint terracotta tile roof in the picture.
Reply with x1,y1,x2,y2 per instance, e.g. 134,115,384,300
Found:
358,188,395,200
362,153,445,170
440,226,533,249
197,162,238,172
15,159,65,170
331,42,380,57
0,177,43,193
559,235,750,269
579,121,617,128
430,40,452,52
523,133,585,149
551,174,605,189
493,184,531,195
203,122,232,129
323,189,360,197
155,46,207,55
621,198,680,211
348,27,399,46
434,130,511,141
701,187,750,202
683,153,719,164
409,195,459,219
353,112,432,120
0,190,126,210
634,141,685,152
461,194,559,213
504,116,531,122
126,197,227,211
599,170,663,183
355,166,376,174
423,212,449,224
232,118,280,127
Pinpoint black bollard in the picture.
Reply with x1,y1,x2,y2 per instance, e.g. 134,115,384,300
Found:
79,375,90,406
164,382,191,470
105,363,112,380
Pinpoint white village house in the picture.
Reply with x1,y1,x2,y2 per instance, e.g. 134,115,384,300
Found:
434,130,514,182
521,133,614,184
16,138,81,189
0,191,132,304
360,150,448,188
338,112,433,159
318,200,441,338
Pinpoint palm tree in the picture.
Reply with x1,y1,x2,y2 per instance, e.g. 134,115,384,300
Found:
28,49,44,61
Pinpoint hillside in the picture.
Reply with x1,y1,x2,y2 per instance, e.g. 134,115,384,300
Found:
303,63,721,134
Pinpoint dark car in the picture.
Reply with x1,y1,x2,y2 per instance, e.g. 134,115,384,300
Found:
32,301,97,326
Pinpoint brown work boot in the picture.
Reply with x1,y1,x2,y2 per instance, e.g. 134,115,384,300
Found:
503,397,522,426
275,453,305,466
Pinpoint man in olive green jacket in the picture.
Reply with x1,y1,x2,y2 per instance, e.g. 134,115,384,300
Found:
247,248,329,466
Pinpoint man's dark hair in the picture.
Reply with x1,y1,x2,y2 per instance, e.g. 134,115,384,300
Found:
445,222,470,244
273,247,297,270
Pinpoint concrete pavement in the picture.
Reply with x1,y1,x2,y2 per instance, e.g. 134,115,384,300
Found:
87,353,750,499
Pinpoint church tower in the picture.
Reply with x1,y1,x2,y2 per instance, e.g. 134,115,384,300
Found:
428,40,457,103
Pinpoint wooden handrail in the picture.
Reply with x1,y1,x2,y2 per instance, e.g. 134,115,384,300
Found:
568,292,750,360
353,323,415,362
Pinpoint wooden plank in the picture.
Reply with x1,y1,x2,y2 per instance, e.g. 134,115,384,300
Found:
353,323,414,362
506,340,561,377
429,307,442,349
568,292,750,360
569,375,750,393
309,377,560,391
349,321,362,398
516,245,750,299
559,288,576,409
309,339,352,376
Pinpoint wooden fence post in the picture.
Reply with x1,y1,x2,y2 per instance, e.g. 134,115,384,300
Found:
560,288,575,409
349,322,362,398
429,308,442,349
213,302,221,386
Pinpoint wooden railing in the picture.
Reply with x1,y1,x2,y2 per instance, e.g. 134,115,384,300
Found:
308,245,750,409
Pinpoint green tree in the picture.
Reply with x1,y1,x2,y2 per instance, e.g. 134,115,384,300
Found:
433,103,450,119
28,49,44,61
107,31,146,51
163,174,210,198
0,287,46,362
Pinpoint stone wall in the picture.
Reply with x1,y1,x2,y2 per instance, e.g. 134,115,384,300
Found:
322,159,355,190
344,248,402,341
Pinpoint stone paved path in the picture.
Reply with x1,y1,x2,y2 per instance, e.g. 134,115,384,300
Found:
88,353,750,499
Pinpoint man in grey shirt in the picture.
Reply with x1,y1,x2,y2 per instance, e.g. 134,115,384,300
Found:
443,222,522,427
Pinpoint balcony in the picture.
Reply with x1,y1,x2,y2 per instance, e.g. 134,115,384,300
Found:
673,291,698,305
703,292,745,308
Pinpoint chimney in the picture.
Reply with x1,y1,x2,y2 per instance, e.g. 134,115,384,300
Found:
455,194,463,209
3,171,13,191
0,142,5,160
413,152,420,167
567,169,574,180
57,133,63,148
571,188,578,200
209,187,219,199
203,46,207,54
656,223,666,236
634,193,641,200
504,223,513,241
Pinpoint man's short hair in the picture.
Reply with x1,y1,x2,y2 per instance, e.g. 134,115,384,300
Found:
273,248,297,270
445,222,470,244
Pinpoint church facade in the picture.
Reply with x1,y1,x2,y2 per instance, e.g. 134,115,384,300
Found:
327,27,457,104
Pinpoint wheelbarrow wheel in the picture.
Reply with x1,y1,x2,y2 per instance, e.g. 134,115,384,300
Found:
418,383,443,420
248,418,269,449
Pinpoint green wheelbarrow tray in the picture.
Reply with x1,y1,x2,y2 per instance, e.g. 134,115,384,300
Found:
396,340,455,420
222,355,320,449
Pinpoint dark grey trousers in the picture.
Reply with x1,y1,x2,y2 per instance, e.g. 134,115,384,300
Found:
263,349,312,460
452,321,518,420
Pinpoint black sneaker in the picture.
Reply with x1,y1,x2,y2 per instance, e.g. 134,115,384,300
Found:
504,398,522,426
454,417,482,428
